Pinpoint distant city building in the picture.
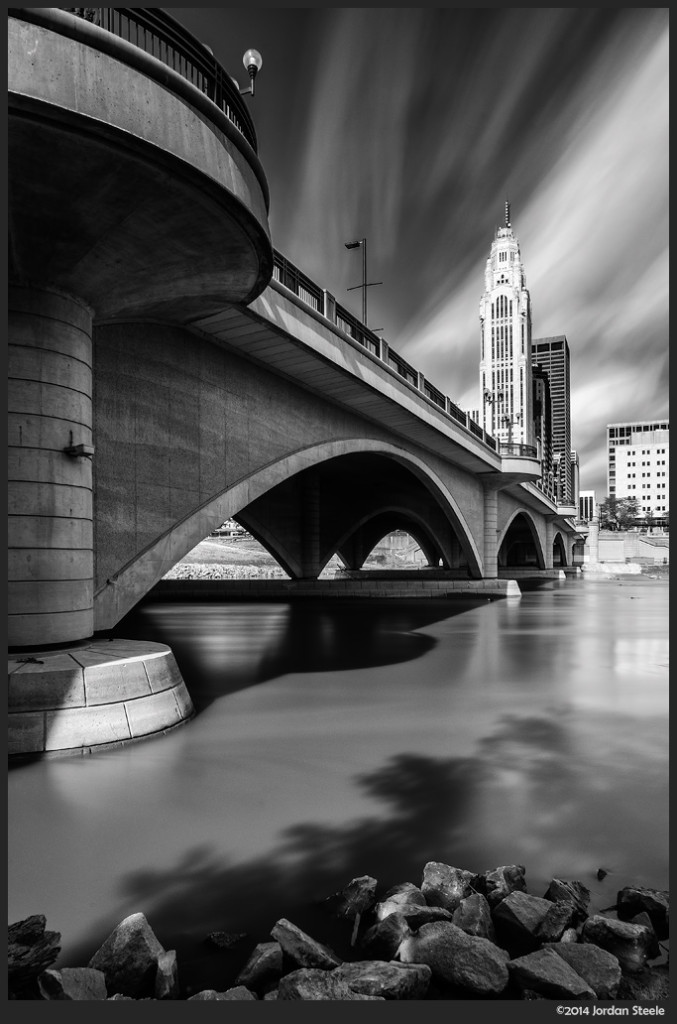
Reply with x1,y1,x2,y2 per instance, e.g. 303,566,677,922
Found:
579,490,596,522
531,335,573,505
478,202,534,448
607,420,669,517
532,363,555,499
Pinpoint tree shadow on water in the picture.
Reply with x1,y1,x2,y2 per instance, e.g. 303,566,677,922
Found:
62,750,491,996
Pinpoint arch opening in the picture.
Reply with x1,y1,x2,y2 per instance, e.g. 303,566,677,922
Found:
498,511,544,568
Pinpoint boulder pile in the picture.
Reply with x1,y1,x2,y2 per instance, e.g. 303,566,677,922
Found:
8,863,669,1000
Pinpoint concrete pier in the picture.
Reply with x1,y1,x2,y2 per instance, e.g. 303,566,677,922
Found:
8,640,194,759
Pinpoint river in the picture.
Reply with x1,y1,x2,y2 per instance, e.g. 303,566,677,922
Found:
7,576,669,996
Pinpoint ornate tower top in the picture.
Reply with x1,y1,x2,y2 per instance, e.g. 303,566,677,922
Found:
505,199,511,228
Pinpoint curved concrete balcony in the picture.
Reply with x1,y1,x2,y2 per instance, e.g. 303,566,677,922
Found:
497,444,542,487
8,8,273,320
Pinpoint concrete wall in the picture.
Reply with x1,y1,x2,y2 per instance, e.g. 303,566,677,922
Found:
93,322,494,628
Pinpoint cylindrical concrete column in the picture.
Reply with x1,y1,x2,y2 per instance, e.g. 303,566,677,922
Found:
8,285,94,647
483,485,499,578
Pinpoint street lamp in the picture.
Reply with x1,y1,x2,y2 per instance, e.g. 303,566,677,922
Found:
345,238,382,327
240,48,262,96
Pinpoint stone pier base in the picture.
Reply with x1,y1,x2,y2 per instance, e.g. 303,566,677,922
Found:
8,640,194,759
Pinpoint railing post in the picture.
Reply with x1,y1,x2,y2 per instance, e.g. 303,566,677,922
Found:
417,372,425,393
380,338,388,363
323,290,336,324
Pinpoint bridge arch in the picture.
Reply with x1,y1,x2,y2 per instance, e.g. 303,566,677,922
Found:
497,509,546,569
553,530,568,567
95,438,483,629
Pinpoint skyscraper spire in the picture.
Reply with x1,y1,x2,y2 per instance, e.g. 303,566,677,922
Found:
505,199,511,228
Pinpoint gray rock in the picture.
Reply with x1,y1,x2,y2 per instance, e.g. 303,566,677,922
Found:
534,900,577,943
508,948,596,999
154,950,179,1000
453,892,495,941
325,876,378,919
263,989,278,1000
8,915,61,996
398,920,509,996
235,941,283,991
493,890,553,951
221,985,258,999
188,989,229,1000
270,917,341,970
477,865,527,908
277,968,384,1000
360,912,412,960
581,915,657,973
617,964,670,1000
335,960,432,1000
560,928,579,943
397,905,455,928
543,878,591,922
629,913,660,959
421,862,477,912
87,912,165,999
616,886,669,940
38,967,108,1000
375,881,427,920
548,942,622,998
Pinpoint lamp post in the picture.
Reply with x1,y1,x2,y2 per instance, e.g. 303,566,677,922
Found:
240,48,262,96
345,238,382,327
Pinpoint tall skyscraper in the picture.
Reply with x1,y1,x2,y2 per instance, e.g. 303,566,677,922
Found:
530,335,573,505
479,203,534,447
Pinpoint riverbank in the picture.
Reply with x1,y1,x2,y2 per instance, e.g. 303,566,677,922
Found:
9,863,669,1001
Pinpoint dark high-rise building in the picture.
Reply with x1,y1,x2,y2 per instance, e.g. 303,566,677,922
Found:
532,363,555,499
531,335,573,505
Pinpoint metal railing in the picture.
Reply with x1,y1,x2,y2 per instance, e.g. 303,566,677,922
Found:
500,443,538,458
62,8,258,150
270,248,503,456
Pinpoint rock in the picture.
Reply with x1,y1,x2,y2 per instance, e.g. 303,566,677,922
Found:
477,865,527,908
8,915,61,996
263,989,278,1000
277,968,384,1000
547,942,622,998
616,886,669,940
493,890,553,952
375,882,427,920
617,964,670,1000
87,912,165,999
221,986,258,999
543,878,591,922
398,920,509,996
37,967,108,1000
154,950,179,1000
421,862,477,912
235,941,283,991
508,948,596,999
206,930,247,950
560,927,580,943
581,915,657,973
270,918,342,970
534,900,577,943
187,989,229,1000
452,892,495,941
324,876,378,920
359,912,412,960
396,905,455,928
334,960,432,1000
107,993,135,1000
629,912,660,959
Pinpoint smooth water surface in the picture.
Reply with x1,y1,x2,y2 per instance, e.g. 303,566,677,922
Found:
8,577,669,994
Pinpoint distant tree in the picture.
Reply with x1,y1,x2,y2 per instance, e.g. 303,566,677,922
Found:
598,495,640,531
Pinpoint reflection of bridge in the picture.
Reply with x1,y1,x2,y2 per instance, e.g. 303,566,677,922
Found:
8,9,579,755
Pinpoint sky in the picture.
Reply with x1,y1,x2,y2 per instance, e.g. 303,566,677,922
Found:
171,8,669,500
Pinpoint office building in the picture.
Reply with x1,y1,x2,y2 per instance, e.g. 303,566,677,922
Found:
531,335,573,505
579,490,596,522
478,203,534,447
607,420,669,518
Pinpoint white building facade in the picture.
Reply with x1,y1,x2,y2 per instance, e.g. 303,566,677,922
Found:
607,420,669,518
479,203,534,448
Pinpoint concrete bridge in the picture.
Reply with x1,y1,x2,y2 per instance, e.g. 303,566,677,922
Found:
8,9,579,756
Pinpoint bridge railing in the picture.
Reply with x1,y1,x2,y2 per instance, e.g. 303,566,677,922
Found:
270,248,500,455
63,8,258,150
499,443,538,458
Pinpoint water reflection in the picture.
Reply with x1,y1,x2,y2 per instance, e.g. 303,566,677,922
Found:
7,580,669,996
